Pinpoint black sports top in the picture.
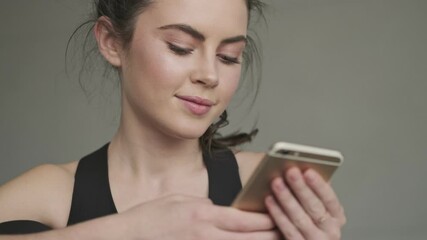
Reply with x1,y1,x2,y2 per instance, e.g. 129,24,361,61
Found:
0,143,242,234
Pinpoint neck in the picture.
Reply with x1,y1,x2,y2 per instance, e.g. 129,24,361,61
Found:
108,117,204,179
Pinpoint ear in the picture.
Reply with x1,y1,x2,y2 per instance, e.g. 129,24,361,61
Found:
94,16,123,67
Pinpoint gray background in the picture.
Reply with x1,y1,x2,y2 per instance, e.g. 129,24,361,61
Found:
1,0,426,239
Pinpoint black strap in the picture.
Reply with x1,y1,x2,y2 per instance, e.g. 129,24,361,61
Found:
67,144,242,225
0,220,51,234
204,149,242,206
0,145,242,232
67,144,117,226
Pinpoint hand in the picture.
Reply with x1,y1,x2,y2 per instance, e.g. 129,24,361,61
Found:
265,168,346,240
121,194,281,240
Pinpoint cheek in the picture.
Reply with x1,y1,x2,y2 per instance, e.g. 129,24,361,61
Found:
136,49,185,90
127,36,190,94
220,68,241,102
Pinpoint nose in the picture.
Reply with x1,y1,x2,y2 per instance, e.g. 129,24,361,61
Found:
190,55,219,88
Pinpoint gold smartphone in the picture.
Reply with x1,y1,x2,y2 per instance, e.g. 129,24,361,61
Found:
231,142,343,212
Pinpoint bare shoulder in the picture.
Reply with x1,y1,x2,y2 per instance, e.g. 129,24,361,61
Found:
234,151,265,186
0,161,78,228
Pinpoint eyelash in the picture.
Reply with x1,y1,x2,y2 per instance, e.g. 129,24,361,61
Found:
218,54,241,65
167,42,193,56
167,42,241,65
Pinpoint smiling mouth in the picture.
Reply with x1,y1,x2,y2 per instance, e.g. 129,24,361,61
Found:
176,96,214,106
176,95,215,116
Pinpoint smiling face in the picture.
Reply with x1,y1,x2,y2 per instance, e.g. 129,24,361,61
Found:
101,0,248,141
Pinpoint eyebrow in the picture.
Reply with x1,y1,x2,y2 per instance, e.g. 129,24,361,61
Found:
158,24,247,45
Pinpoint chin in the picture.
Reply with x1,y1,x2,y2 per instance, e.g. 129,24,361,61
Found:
176,126,209,140
166,121,211,141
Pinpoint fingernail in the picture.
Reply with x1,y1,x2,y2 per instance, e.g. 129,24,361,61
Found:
304,169,316,183
273,178,285,192
287,168,300,182
265,195,274,204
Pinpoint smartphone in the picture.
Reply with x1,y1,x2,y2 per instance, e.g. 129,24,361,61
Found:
231,142,343,212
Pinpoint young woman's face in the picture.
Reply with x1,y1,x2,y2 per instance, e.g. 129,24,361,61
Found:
118,0,248,140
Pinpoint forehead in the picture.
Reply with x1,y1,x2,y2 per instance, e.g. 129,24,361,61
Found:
137,0,249,37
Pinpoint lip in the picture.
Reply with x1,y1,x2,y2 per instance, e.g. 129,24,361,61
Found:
176,96,215,106
176,95,215,116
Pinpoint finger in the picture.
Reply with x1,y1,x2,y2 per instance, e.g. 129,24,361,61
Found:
304,169,346,225
265,195,304,240
210,205,276,232
271,177,317,235
285,167,329,226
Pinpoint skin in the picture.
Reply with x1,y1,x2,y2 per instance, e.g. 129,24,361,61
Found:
0,0,345,239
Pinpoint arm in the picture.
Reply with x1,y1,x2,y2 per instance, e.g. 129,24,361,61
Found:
1,164,280,239
1,195,281,240
0,214,128,240
0,164,75,228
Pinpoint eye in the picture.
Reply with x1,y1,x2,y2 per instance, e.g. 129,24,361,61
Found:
217,54,241,65
167,42,193,56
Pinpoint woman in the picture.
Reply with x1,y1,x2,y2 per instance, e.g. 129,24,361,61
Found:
0,0,346,239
